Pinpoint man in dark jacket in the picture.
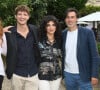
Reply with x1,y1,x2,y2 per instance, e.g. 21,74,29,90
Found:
4,5,40,90
62,8,99,90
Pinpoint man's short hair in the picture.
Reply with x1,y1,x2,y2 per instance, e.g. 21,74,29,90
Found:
65,8,79,18
15,5,30,15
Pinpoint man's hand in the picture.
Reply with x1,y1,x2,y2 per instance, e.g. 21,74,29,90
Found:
91,77,98,86
3,26,13,33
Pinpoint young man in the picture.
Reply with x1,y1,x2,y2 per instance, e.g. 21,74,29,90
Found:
62,8,99,90
4,5,40,90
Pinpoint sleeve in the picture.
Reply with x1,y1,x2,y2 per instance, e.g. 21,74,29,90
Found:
88,30,100,78
1,33,7,56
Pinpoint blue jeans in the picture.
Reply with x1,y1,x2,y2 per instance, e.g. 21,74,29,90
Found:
64,71,93,90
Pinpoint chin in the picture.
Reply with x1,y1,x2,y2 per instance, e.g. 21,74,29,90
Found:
68,25,75,28
48,32,55,35
18,23,27,25
68,26,73,28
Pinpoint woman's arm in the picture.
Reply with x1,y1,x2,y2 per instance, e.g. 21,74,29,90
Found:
1,33,7,56
3,26,13,33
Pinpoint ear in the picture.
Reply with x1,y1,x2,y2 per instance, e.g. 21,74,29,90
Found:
28,15,30,20
27,14,30,20
64,18,66,23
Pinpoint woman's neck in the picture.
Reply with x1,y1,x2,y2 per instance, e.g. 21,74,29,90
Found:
17,24,28,32
17,24,29,38
47,34,55,43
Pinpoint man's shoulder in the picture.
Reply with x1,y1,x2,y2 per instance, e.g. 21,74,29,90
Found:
78,26,93,34
28,24,38,30
62,28,68,34
28,24,38,34
8,26,16,31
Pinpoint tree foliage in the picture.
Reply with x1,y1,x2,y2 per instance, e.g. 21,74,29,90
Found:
31,0,48,25
79,5,100,17
0,0,32,26
66,0,88,10
31,0,57,25
47,0,67,21
0,0,89,26
47,0,88,22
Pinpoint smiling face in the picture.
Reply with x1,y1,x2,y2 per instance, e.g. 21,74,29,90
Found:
15,11,30,25
65,11,78,30
46,21,56,35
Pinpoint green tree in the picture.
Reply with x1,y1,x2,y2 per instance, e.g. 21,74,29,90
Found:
0,0,32,26
47,0,88,22
79,5,100,17
31,0,47,25
47,0,68,21
0,0,57,26
31,0,57,25
0,0,88,26
66,0,88,10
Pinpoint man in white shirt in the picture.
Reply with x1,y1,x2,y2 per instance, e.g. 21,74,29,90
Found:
62,8,99,90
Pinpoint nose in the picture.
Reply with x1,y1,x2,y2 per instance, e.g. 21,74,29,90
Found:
21,14,25,18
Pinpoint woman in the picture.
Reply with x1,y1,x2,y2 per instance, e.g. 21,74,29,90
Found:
38,15,62,90
0,19,7,90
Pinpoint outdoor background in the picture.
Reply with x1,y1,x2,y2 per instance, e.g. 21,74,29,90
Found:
0,0,100,90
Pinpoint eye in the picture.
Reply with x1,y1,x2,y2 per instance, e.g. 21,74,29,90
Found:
17,13,22,15
46,24,56,27
52,24,56,26
24,13,28,16
46,24,50,27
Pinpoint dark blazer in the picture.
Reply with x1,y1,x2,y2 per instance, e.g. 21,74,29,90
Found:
62,26,99,82
5,24,41,79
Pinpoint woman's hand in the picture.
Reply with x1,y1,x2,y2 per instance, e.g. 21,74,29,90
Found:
3,26,13,33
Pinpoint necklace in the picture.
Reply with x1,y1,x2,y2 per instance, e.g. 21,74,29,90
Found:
47,39,55,45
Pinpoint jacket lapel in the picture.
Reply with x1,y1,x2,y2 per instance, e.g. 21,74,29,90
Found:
5,26,17,51
77,27,82,56
63,29,68,50
11,27,17,51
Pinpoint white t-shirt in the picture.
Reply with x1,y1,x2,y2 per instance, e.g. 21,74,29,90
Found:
64,29,79,74
0,34,7,76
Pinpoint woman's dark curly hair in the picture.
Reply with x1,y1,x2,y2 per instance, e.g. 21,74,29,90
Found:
39,15,61,40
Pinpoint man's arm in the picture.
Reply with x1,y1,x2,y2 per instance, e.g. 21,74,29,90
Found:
88,30,100,85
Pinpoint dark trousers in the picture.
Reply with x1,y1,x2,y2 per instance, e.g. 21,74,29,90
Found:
0,75,4,90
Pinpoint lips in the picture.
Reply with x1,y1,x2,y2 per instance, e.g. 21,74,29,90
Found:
49,30,54,31
19,19,25,21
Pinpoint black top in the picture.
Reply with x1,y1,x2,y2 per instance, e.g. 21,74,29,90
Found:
14,28,38,77
5,24,41,79
38,38,62,80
